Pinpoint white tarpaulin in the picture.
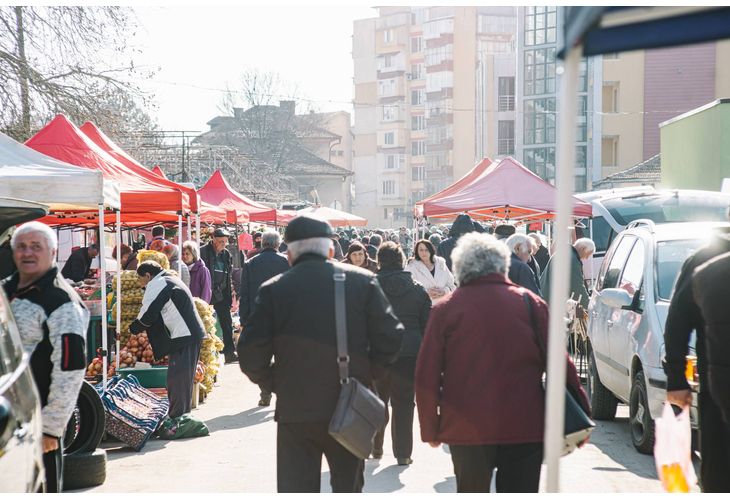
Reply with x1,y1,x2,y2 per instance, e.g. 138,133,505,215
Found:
0,132,120,211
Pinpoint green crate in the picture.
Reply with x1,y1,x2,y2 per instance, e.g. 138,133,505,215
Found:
118,367,168,388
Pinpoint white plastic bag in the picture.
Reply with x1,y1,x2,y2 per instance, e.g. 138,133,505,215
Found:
654,402,697,492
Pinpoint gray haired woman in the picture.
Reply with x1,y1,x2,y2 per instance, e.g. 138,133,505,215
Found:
163,243,191,287
415,233,589,492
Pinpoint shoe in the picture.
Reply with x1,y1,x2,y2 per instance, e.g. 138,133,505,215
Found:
371,451,383,460
224,352,239,364
258,396,271,407
397,458,413,466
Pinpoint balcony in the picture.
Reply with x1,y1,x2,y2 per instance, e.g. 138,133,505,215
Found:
498,95,515,112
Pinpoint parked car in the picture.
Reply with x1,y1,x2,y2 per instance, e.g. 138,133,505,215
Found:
586,220,730,454
575,188,730,283
0,198,49,493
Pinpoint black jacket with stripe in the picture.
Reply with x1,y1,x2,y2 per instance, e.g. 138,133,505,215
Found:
130,271,205,357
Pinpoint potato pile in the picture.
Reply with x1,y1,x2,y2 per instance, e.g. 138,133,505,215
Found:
112,270,144,346
137,249,170,270
195,297,223,397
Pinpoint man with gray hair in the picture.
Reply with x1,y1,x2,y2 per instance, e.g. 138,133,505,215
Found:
239,229,290,407
238,215,404,493
3,221,89,492
539,237,595,311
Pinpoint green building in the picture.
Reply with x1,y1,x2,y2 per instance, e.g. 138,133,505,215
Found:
660,98,730,190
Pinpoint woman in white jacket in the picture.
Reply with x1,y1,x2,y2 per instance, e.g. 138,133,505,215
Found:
405,239,456,302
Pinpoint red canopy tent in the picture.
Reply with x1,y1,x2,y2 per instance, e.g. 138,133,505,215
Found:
198,170,294,225
26,115,189,216
80,122,199,214
415,157,493,217
421,156,592,222
152,165,167,179
296,206,367,227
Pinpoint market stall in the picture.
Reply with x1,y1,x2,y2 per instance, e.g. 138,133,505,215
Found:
296,205,367,227
414,157,493,218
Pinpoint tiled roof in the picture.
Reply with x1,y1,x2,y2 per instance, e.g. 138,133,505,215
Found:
593,154,661,188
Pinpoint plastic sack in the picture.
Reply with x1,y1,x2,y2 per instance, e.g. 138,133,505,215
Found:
156,414,210,440
654,402,697,492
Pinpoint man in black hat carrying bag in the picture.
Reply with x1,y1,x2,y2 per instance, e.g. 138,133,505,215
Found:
200,227,236,363
238,215,404,493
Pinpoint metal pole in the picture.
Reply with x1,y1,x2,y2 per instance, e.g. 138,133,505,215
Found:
177,213,183,275
544,44,581,493
99,205,108,393
187,214,192,241
115,210,122,371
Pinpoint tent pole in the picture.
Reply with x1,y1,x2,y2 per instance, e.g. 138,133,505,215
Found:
196,213,201,249
187,214,192,241
544,43,581,493
99,205,108,393
177,213,183,275
115,210,121,371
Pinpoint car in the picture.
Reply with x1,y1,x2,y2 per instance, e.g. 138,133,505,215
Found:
585,220,730,454
575,188,730,283
0,198,50,493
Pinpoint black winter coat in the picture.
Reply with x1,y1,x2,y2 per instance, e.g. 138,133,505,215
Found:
509,253,541,296
376,269,431,357
61,247,93,282
238,253,404,423
200,243,232,306
437,214,477,271
239,248,290,322
534,245,550,271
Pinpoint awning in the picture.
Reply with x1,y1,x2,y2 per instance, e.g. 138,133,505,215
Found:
297,206,367,227
415,157,493,218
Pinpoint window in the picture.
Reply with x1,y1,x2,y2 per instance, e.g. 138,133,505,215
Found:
576,96,588,142
411,115,425,131
424,44,453,66
620,240,645,297
411,140,426,156
410,63,423,80
384,208,389,219
411,36,422,53
412,165,425,181
426,71,453,92
523,147,555,181
604,52,619,60
524,47,556,96
384,132,395,145
599,236,635,290
381,105,399,122
523,98,556,145
498,120,514,155
382,180,396,196
411,89,424,105
602,136,619,167
602,82,619,113
591,216,614,254
378,78,396,96
578,59,588,92
383,29,394,43
385,155,397,169
524,7,557,46
423,18,454,40
498,77,515,111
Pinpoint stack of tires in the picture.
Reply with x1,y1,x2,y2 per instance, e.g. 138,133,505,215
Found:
62,381,107,491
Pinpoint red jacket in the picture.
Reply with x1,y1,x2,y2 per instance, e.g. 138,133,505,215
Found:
415,273,589,445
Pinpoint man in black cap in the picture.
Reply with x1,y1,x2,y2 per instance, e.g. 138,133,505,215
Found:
238,215,404,493
437,213,477,271
200,227,236,363
493,223,516,240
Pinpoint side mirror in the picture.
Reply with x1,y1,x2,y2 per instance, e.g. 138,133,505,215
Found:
600,288,633,309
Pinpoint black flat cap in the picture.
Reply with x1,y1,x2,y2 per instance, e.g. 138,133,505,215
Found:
213,227,230,238
494,224,516,238
285,215,334,243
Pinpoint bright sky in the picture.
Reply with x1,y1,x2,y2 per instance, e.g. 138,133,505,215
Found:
131,5,376,133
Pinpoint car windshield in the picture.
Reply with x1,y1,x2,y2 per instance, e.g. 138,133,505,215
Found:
603,193,730,226
656,239,706,300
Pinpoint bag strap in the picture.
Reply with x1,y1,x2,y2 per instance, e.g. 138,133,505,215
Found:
334,269,349,384
522,293,546,370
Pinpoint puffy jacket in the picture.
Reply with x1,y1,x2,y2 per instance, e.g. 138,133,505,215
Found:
188,259,212,303
130,271,206,357
239,248,290,322
376,269,431,356
405,256,455,303
437,214,477,271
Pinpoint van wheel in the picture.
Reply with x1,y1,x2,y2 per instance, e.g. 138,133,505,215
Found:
630,371,655,454
62,449,107,490
587,351,617,420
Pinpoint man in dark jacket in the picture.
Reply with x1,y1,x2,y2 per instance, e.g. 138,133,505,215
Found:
506,234,541,296
373,242,431,466
239,229,290,407
238,215,404,493
131,261,206,418
529,233,550,271
437,213,477,271
61,244,98,282
200,227,236,363
540,238,594,311
366,233,381,261
664,227,730,492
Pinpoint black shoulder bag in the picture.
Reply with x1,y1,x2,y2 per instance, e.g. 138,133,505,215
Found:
328,270,387,460
523,293,595,456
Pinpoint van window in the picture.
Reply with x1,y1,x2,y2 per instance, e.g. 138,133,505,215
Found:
656,239,704,300
591,216,613,254
602,192,730,226
619,240,645,297
598,236,635,290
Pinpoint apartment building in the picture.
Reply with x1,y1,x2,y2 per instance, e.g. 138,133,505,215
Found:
353,6,517,228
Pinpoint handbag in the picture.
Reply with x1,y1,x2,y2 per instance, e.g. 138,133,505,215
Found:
328,270,387,460
523,293,595,456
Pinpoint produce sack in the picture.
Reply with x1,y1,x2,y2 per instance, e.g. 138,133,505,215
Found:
654,402,696,492
156,414,209,440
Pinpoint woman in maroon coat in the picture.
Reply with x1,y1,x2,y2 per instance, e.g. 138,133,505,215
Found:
415,232,590,493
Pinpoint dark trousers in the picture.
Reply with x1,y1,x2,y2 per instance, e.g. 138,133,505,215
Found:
277,421,364,493
260,387,272,402
213,301,234,354
698,391,730,492
449,442,543,493
167,340,201,419
373,356,416,459
43,439,64,492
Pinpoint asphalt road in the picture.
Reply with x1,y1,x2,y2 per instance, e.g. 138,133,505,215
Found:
81,363,700,493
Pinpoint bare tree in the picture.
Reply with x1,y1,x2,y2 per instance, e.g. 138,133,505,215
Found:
0,6,154,141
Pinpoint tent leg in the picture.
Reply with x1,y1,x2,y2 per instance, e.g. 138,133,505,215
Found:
116,211,122,371
178,213,183,275
187,214,192,241
196,213,201,249
99,205,108,394
544,44,582,493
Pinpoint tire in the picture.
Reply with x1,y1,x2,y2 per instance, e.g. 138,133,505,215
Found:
587,351,618,420
62,449,107,490
63,407,80,450
64,381,105,455
629,370,655,455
